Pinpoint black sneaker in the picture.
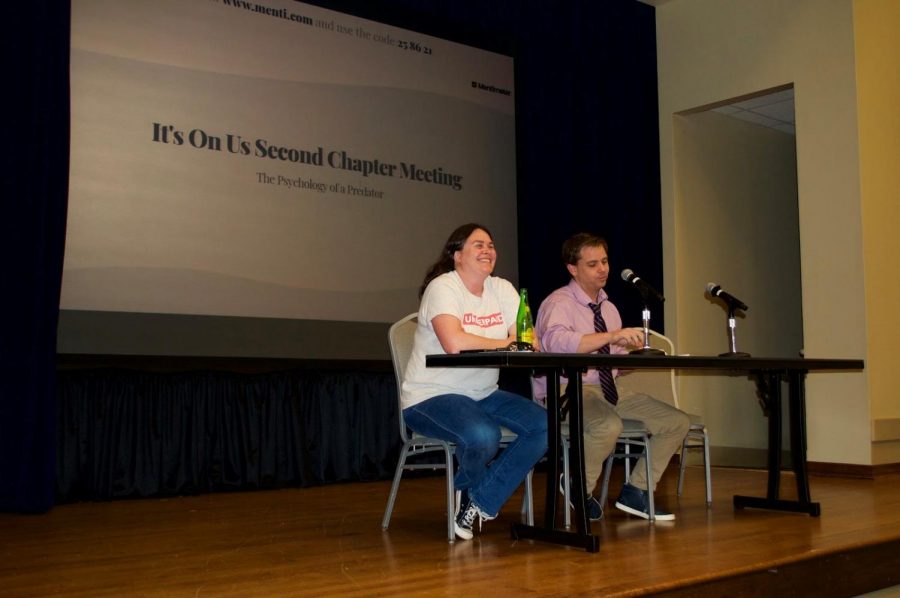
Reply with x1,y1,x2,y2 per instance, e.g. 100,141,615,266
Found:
454,493,480,540
614,483,675,521
455,489,467,516
560,474,604,521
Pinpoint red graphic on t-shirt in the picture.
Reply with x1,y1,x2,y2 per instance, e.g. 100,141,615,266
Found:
462,312,505,328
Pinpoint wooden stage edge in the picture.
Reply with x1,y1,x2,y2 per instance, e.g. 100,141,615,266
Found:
658,536,900,597
2,467,900,596
808,460,900,479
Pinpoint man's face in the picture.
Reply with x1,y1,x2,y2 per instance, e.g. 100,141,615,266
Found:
567,244,609,301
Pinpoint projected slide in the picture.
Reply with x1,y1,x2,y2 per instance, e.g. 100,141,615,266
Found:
62,0,517,325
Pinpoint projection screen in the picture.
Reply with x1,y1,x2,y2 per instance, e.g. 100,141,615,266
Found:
60,0,518,360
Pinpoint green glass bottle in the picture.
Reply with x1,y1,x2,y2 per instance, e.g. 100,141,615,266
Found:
516,288,535,348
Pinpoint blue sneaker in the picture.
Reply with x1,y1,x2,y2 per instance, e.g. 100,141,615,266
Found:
559,474,604,521
614,483,675,521
586,495,604,521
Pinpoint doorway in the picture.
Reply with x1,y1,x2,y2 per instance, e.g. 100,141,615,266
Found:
673,85,802,467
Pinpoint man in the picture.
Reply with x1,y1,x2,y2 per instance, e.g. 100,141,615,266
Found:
534,233,689,521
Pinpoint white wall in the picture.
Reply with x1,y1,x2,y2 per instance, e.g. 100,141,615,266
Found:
656,0,871,464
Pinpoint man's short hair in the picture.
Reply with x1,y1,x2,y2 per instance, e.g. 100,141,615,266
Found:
562,233,609,266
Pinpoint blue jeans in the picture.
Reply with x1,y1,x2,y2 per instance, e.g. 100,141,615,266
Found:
403,390,548,517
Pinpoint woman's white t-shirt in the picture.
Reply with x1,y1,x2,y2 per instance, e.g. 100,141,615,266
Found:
400,270,520,410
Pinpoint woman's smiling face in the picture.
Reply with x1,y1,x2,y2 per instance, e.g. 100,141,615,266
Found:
454,228,496,279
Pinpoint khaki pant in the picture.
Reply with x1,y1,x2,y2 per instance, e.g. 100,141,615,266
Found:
564,384,690,495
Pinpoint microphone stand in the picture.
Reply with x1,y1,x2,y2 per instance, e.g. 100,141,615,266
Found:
630,294,665,356
720,304,750,358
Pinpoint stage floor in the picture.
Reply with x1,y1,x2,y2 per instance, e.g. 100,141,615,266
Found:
2,467,900,596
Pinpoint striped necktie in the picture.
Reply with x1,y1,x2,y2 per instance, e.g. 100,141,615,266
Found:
588,302,619,406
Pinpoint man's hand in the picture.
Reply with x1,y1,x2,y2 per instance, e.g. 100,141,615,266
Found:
610,327,645,348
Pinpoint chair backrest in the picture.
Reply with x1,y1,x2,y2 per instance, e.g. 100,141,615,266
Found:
615,330,680,409
388,313,419,442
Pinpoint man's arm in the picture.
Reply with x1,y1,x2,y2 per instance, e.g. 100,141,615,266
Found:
537,296,588,353
576,328,644,354
538,297,643,354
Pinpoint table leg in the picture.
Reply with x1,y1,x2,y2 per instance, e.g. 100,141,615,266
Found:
511,368,599,552
788,370,820,516
544,371,561,529
734,369,820,516
765,371,783,500
566,370,591,537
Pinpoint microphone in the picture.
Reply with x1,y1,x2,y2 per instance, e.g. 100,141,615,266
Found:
706,283,748,311
621,269,664,302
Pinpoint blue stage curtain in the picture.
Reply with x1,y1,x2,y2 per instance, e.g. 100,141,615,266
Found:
56,368,398,501
0,2,70,512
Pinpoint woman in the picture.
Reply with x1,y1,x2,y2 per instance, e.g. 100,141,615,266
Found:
401,223,547,541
